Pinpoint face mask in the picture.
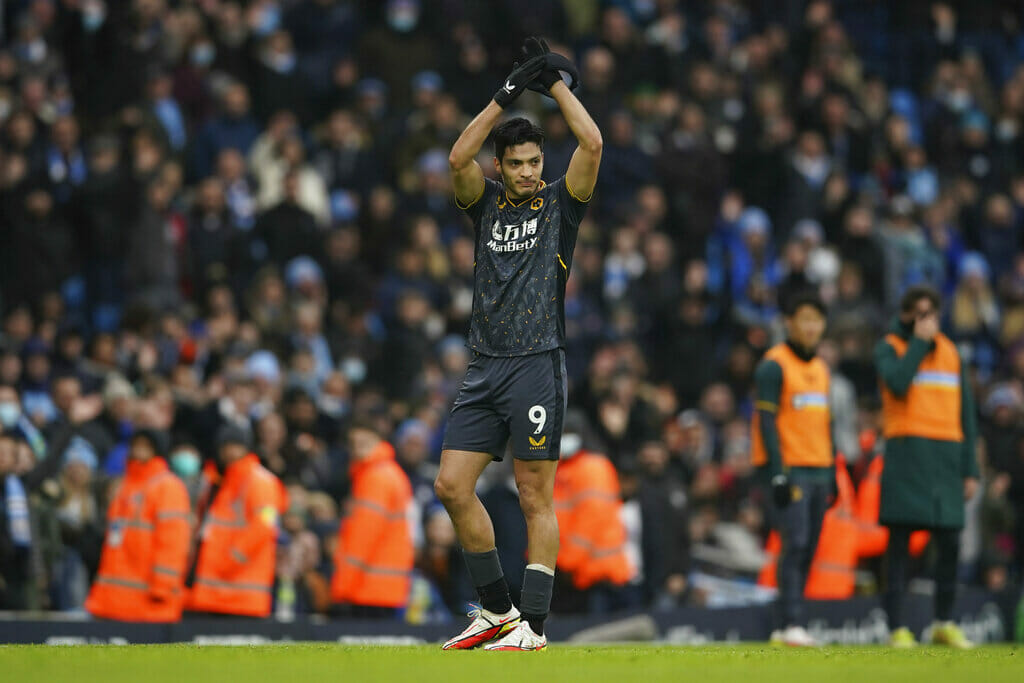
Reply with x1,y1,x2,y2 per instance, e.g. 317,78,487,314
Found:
0,402,20,428
560,434,582,457
266,52,296,74
82,8,106,32
388,8,419,33
318,395,348,419
341,357,367,384
947,90,971,113
170,451,201,478
191,43,216,68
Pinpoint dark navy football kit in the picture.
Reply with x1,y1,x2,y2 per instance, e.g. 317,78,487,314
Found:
442,177,589,461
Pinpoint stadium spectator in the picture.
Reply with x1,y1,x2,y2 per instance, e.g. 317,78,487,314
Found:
85,430,190,622
187,426,285,618
553,412,636,614
331,422,413,617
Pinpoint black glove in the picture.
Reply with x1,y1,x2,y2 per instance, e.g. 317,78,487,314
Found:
493,54,547,108
522,36,561,92
772,474,793,508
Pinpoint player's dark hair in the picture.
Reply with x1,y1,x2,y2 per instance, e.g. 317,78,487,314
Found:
493,117,544,162
899,285,941,314
782,289,826,317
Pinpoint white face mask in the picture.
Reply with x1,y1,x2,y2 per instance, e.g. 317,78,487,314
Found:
0,401,20,427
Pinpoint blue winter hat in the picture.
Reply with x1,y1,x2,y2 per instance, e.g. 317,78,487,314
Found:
63,436,98,471
246,350,281,384
357,78,389,97
395,418,431,445
411,70,443,93
739,207,771,236
958,251,990,280
285,256,324,288
418,149,449,174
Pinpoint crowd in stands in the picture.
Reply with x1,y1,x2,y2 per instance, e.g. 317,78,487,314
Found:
1,0,1023,621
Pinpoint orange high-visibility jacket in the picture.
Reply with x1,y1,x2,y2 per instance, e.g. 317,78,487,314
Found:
854,455,931,558
331,441,414,608
803,454,858,599
187,454,285,617
85,457,191,622
758,455,857,598
554,449,634,590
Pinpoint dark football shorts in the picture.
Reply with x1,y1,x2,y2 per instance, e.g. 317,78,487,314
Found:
442,349,567,461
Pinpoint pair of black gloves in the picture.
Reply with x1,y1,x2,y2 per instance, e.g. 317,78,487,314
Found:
493,37,575,108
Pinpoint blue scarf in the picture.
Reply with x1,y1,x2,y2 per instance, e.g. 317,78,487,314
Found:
5,475,31,548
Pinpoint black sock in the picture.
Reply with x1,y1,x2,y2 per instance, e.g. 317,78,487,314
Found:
477,577,512,615
520,565,555,636
462,549,512,614
522,612,546,636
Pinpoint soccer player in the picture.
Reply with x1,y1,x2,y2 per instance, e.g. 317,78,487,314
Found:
751,291,833,647
876,286,978,648
435,38,601,651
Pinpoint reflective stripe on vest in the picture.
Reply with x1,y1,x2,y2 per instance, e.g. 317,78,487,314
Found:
881,333,963,441
110,518,155,531
348,498,407,521
193,577,272,594
204,514,247,529
153,565,179,577
554,490,620,510
751,344,832,467
567,534,627,559
338,554,412,577
95,576,150,591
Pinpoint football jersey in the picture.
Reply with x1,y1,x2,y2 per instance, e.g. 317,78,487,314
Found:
459,177,588,357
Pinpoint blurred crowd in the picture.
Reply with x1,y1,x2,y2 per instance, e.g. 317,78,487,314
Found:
1,0,1023,620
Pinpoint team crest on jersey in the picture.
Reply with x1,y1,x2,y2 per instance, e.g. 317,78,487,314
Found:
531,197,544,210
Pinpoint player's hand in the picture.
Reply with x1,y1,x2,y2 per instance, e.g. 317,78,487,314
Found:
493,54,547,109
913,311,939,341
771,474,793,508
963,476,979,501
522,36,561,92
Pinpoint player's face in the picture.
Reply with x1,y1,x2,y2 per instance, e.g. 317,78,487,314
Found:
495,142,543,199
785,305,826,351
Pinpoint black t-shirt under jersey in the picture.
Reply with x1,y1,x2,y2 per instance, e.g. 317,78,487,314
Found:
459,177,589,357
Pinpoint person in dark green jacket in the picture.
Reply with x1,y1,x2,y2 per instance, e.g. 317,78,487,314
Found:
875,286,979,649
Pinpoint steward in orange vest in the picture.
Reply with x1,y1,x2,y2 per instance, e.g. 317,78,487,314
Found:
187,426,285,617
86,430,191,622
554,420,634,594
874,286,978,641
751,291,832,643
331,423,414,614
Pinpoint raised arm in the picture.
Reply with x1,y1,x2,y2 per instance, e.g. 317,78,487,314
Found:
874,337,930,397
449,102,502,208
450,55,548,208
552,81,602,201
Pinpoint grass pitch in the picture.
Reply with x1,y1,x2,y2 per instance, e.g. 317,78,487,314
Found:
1,643,1022,683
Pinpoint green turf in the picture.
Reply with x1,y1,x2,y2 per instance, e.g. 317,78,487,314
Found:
1,644,1022,683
